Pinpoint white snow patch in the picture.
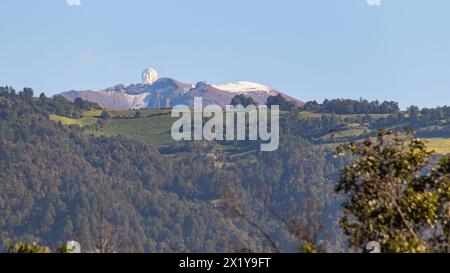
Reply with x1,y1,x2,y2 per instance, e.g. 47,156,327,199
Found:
213,81,274,93
101,91,149,109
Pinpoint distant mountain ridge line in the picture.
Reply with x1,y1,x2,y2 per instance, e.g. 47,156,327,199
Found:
57,78,304,110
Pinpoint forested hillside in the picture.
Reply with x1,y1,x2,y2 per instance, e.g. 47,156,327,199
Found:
0,87,345,252
1,86,449,252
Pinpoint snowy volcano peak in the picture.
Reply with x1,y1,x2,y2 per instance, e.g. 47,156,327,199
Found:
212,81,275,94
58,78,303,110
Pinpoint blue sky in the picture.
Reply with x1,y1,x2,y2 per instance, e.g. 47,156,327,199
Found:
0,0,449,108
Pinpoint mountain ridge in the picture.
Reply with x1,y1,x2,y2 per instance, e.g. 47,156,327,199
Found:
57,78,303,110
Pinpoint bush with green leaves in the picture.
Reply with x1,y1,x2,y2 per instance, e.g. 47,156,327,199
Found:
336,131,450,253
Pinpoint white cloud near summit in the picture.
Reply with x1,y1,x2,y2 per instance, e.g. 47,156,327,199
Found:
66,0,81,6
367,0,382,6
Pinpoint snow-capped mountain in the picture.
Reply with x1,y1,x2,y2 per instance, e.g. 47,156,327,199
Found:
57,78,303,110
212,81,275,94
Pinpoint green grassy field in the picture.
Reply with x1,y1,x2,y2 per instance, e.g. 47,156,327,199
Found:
425,138,450,154
49,114,98,127
49,109,450,154
93,114,176,146
82,109,103,118
107,109,172,118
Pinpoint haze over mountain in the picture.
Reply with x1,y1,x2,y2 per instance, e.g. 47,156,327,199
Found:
58,77,303,110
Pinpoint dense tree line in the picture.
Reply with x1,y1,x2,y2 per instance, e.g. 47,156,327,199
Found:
266,94,298,111
302,99,399,114
0,86,101,118
371,106,450,138
230,94,298,111
231,95,256,107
